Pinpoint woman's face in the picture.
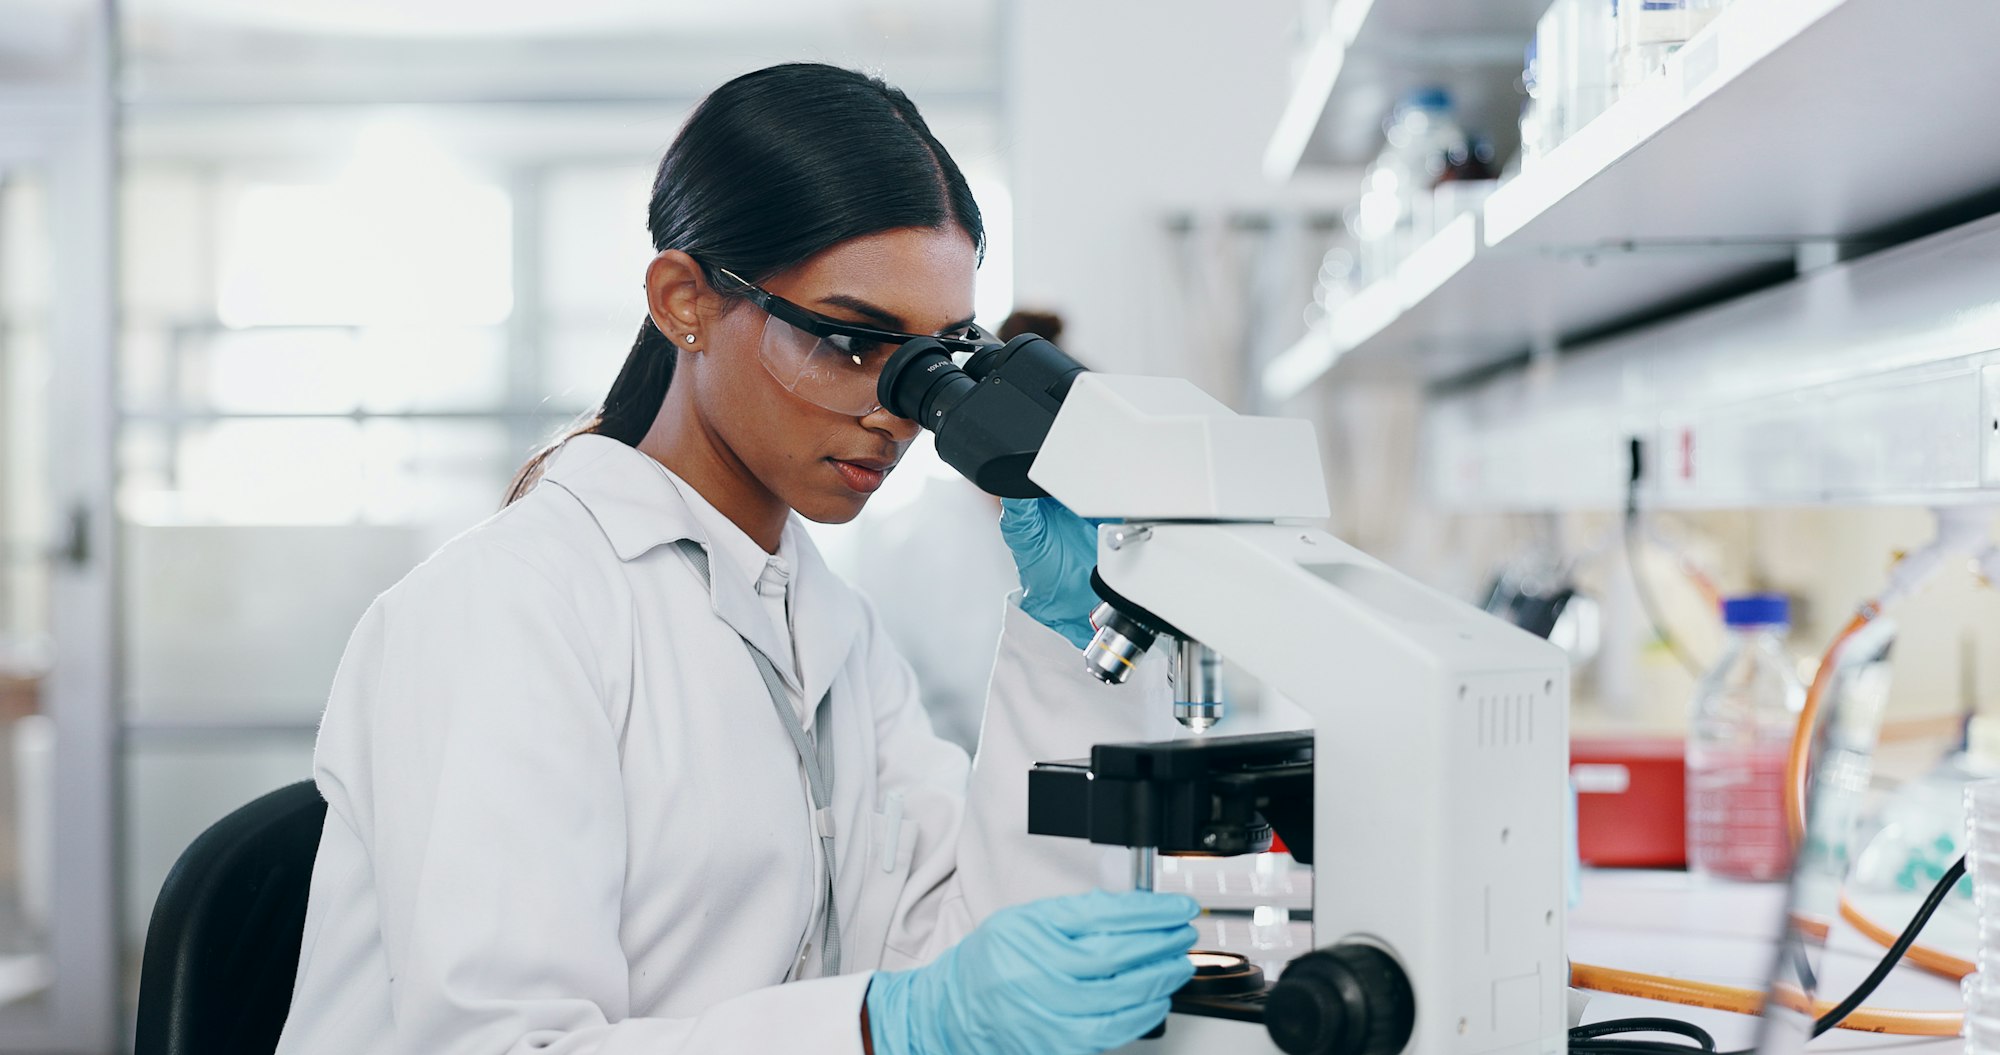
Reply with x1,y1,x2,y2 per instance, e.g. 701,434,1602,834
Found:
688,226,978,525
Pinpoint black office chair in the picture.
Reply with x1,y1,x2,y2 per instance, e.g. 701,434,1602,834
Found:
134,781,326,1055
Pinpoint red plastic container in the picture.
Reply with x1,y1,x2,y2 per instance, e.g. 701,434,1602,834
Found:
1570,735,1687,869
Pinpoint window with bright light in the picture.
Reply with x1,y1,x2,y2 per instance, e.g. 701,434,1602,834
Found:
217,180,512,329
120,141,534,535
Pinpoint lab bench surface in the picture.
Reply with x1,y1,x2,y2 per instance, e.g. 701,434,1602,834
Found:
1572,870,1963,1054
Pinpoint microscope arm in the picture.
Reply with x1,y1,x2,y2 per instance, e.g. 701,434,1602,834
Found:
1020,373,1569,1055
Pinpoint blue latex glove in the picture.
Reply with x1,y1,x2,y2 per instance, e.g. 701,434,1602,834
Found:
1000,497,1112,650
866,889,1199,1055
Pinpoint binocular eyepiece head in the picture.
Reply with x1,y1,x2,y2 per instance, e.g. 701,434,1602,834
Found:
875,333,1086,499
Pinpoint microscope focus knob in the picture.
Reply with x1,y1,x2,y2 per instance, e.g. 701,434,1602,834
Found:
1265,945,1415,1055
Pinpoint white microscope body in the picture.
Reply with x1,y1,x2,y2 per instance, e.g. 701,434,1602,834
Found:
1028,374,1569,1055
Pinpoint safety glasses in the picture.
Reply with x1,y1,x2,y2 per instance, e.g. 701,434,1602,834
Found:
716,266,996,417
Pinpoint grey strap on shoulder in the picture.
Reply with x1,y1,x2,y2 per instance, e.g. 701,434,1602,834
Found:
672,539,840,977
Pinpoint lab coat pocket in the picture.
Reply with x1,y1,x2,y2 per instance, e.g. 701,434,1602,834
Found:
846,791,919,969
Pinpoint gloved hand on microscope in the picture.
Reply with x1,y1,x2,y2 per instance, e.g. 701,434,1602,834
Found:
1000,496,1113,651
864,888,1199,1055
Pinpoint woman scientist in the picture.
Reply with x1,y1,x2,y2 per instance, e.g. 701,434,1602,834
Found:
274,63,1197,1055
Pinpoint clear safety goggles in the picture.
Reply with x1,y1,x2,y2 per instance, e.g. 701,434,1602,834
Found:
716,266,996,417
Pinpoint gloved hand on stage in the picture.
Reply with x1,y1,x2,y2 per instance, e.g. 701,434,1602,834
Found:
864,888,1198,1055
1000,496,1114,650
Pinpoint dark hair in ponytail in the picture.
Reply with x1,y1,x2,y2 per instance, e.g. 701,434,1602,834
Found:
505,62,984,504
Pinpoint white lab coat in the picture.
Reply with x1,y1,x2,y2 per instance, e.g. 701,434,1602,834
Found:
274,434,1171,1055
848,472,1017,752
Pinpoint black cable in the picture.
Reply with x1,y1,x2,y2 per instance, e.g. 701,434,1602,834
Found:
1810,853,1965,1037
1571,1017,1716,1052
1572,853,1967,1055
1624,438,1709,679
1574,1041,1724,1055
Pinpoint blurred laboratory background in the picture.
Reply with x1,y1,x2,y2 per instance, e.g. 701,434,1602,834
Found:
4,0,2000,1050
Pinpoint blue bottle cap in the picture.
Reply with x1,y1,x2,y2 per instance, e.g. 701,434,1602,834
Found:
1405,86,1453,112
1722,594,1790,628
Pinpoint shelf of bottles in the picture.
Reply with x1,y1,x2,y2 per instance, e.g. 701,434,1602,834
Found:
1264,0,2000,399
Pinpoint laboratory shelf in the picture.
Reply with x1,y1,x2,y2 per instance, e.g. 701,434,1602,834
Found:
1425,209,2000,512
1484,0,2000,249
1263,0,2000,401
1263,211,1791,397
1263,0,1547,178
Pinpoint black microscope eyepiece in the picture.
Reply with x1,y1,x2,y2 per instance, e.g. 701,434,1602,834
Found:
874,332,1087,498
878,338,980,430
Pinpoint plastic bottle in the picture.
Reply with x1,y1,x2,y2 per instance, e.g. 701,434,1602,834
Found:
1686,594,1805,881
1614,0,1726,93
1614,0,1686,92
1519,37,1554,172
1369,88,1465,263
1793,621,1893,907
1962,778,2000,1052
1305,246,1357,332
1388,88,1466,191
1566,0,1618,135
1532,0,1571,153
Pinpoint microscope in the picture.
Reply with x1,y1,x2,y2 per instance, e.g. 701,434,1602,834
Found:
878,336,1569,1055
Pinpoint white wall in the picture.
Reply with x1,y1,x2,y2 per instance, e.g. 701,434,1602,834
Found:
1005,0,1301,379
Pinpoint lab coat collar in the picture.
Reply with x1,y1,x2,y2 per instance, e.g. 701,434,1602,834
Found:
780,517,860,721
538,434,860,710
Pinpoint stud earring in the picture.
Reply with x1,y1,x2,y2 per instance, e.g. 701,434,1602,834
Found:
683,333,697,345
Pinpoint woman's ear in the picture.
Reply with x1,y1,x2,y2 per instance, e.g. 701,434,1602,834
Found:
644,250,714,347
